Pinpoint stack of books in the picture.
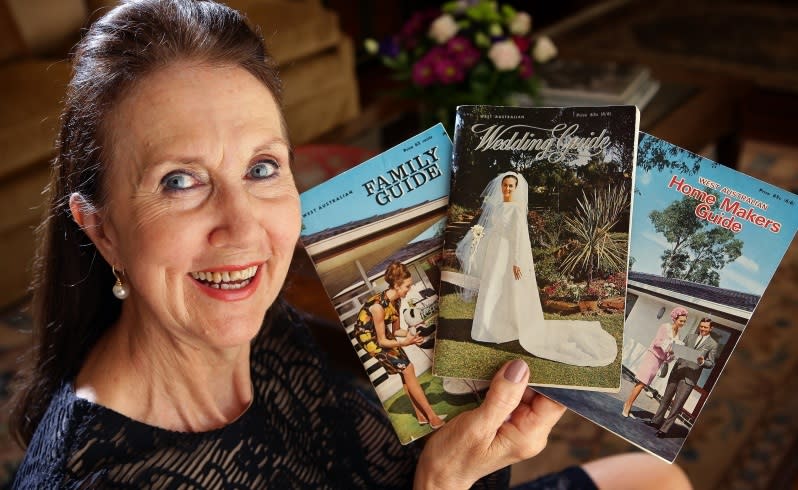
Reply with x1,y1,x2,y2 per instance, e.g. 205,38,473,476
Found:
536,59,661,111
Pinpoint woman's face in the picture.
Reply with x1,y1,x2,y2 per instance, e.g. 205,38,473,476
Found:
674,315,688,328
501,176,517,201
393,277,414,298
94,62,300,349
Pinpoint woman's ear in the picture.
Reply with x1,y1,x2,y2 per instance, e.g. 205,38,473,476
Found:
69,192,120,267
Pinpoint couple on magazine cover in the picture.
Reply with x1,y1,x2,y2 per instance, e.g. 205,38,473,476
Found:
454,171,617,367
623,308,718,437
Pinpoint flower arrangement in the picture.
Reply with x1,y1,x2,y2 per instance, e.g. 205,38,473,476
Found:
468,224,485,262
582,283,604,300
365,0,557,129
542,279,582,303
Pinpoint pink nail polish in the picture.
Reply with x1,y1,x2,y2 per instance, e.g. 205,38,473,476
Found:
504,359,528,383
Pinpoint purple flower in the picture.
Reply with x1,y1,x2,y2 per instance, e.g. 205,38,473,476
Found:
446,36,480,69
519,54,534,79
412,58,437,87
399,8,441,48
433,57,465,84
379,36,401,58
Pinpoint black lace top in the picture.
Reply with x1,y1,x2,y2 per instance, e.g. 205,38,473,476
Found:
12,304,510,489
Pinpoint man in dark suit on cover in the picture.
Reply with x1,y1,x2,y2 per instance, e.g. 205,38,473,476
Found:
646,317,719,438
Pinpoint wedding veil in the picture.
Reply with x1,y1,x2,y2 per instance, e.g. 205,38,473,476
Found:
454,171,529,297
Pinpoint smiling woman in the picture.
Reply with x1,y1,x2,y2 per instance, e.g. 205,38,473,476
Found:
8,1,691,489
73,62,300,354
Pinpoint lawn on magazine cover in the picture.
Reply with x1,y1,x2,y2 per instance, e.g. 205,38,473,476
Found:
435,288,623,387
384,371,478,444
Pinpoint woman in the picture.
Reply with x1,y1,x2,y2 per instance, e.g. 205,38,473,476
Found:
9,1,692,488
455,171,617,367
621,307,687,418
354,262,445,428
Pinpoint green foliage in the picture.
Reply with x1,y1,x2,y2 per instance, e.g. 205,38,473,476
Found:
637,132,706,175
530,250,562,286
560,184,630,286
651,194,744,285
447,202,476,223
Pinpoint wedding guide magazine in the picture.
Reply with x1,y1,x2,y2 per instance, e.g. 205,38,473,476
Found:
435,105,640,391
299,124,477,444
535,133,798,462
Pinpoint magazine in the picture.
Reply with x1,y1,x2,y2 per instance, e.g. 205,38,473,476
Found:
298,124,479,444
535,133,798,462
435,105,640,390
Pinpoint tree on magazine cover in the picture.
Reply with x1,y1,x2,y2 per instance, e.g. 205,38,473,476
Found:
650,194,744,286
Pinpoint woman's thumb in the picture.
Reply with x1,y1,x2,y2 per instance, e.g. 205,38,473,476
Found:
477,359,530,429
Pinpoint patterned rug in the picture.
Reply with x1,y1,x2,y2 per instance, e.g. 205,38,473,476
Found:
1,141,796,488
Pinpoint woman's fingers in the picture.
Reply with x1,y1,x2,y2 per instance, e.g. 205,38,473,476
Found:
475,359,530,430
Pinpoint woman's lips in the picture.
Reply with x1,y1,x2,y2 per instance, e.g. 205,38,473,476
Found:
189,264,262,300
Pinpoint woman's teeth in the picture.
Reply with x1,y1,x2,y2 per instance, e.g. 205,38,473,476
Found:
190,266,258,289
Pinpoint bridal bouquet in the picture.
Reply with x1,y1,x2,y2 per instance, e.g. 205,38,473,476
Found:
364,0,557,129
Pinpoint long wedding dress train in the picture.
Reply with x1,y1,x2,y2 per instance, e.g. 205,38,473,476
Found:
456,173,617,367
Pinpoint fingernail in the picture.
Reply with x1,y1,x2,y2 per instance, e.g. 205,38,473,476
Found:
504,359,528,383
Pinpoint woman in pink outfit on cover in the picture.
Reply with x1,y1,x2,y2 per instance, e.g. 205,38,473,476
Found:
621,307,688,417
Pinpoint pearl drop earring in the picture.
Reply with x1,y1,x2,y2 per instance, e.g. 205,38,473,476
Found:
112,266,129,300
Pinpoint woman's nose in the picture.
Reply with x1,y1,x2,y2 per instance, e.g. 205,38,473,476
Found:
207,185,263,249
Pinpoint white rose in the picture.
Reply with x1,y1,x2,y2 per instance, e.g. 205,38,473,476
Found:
532,35,558,63
428,14,458,44
509,12,532,36
488,40,522,71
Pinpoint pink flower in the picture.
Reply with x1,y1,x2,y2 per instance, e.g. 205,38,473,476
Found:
512,35,531,54
399,8,440,49
433,57,465,84
445,36,480,69
487,39,522,71
412,58,437,86
519,54,534,79
428,14,458,44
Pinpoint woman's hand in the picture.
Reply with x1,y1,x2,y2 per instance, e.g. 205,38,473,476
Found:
401,334,425,347
414,360,565,489
512,265,521,280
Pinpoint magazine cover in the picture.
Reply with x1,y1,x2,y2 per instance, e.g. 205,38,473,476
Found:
535,133,798,462
299,124,478,444
435,105,640,390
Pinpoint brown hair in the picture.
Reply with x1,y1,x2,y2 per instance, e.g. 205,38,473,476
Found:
501,174,519,186
10,0,284,447
384,262,411,289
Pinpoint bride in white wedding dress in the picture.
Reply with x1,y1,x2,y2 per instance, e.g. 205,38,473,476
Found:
454,171,617,367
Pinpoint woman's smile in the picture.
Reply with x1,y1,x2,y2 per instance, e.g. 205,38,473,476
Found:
95,62,301,348
189,264,262,299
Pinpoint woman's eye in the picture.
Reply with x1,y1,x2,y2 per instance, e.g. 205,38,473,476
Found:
161,171,199,191
248,160,278,180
